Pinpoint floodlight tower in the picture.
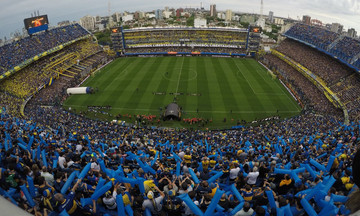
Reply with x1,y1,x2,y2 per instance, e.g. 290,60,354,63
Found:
108,0,114,28
260,0,264,22
108,0,111,16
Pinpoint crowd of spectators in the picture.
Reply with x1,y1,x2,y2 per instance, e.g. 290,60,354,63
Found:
285,23,360,69
0,24,89,75
0,59,359,216
284,23,338,50
0,58,54,99
124,29,248,48
275,39,352,85
125,47,246,55
261,54,340,116
274,38,360,121
0,39,106,116
1,90,359,216
1,26,360,216
329,37,360,62
27,52,109,108
331,76,360,120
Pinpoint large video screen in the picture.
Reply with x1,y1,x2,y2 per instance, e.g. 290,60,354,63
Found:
111,27,121,33
24,15,49,30
250,26,262,33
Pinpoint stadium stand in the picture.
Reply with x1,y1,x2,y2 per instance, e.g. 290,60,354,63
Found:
330,37,360,61
354,59,360,68
0,35,106,116
121,28,249,55
261,54,340,115
0,24,89,75
284,23,338,49
1,23,360,216
284,23,360,71
274,39,352,85
266,38,360,121
0,100,358,216
125,47,246,54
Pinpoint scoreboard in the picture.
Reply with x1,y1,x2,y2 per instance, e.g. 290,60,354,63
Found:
24,15,49,35
250,26,262,33
111,27,120,33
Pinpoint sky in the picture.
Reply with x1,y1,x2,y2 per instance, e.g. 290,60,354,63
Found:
0,0,359,39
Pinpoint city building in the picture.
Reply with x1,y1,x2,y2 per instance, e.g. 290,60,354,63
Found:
348,28,357,38
268,11,274,23
240,14,256,23
139,12,145,19
225,9,232,21
331,23,343,34
325,23,332,31
57,20,71,26
181,12,191,18
163,11,172,19
146,13,156,19
194,18,207,28
134,11,140,20
155,9,163,19
95,16,101,23
176,8,184,17
108,16,115,28
96,23,105,31
273,17,284,25
114,12,121,23
217,12,226,20
122,14,134,22
232,15,240,21
79,15,96,31
210,4,216,17
302,15,311,25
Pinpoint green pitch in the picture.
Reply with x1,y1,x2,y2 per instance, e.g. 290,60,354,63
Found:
63,57,301,129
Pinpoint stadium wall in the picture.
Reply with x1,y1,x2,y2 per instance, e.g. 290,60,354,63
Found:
271,49,349,124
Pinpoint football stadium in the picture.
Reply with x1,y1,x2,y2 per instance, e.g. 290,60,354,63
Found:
0,3,360,216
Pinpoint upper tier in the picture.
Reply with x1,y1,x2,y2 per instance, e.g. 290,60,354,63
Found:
284,23,360,72
0,24,89,75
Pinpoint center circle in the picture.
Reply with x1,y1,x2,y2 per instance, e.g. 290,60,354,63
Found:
163,68,198,81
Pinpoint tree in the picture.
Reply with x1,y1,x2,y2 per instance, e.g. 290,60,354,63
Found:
240,22,250,28
186,15,195,27
94,29,112,46
206,15,215,23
